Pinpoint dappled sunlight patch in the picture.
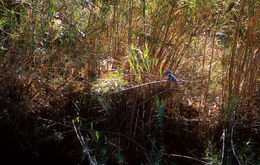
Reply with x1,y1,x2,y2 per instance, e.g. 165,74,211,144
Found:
91,71,127,94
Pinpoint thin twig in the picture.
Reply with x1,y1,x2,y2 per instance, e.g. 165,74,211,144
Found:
0,29,17,37
231,122,241,165
37,117,73,128
168,153,207,164
111,79,168,94
72,120,85,148
72,120,96,165
220,129,225,165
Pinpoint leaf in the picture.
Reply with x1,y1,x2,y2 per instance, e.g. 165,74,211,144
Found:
95,131,99,140
91,122,94,131
75,116,80,123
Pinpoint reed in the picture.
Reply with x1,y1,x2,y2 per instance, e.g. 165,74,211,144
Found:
0,0,259,164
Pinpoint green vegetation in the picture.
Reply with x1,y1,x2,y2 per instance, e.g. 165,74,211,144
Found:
0,0,259,164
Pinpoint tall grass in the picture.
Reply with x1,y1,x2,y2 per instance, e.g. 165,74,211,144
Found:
0,0,259,164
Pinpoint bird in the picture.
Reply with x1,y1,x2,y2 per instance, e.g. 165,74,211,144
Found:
166,71,178,83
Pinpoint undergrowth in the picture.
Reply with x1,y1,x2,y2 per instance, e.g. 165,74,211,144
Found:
0,0,259,164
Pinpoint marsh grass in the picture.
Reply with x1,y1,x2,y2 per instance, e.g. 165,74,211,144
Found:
0,0,259,164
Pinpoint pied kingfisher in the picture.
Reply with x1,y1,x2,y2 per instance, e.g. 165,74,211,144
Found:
166,71,178,83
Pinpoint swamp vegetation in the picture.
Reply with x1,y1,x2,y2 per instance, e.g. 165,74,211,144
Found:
0,0,259,164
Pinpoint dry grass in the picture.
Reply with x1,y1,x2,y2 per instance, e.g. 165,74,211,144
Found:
0,0,259,164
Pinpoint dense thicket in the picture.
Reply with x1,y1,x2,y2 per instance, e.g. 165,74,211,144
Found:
0,0,259,164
